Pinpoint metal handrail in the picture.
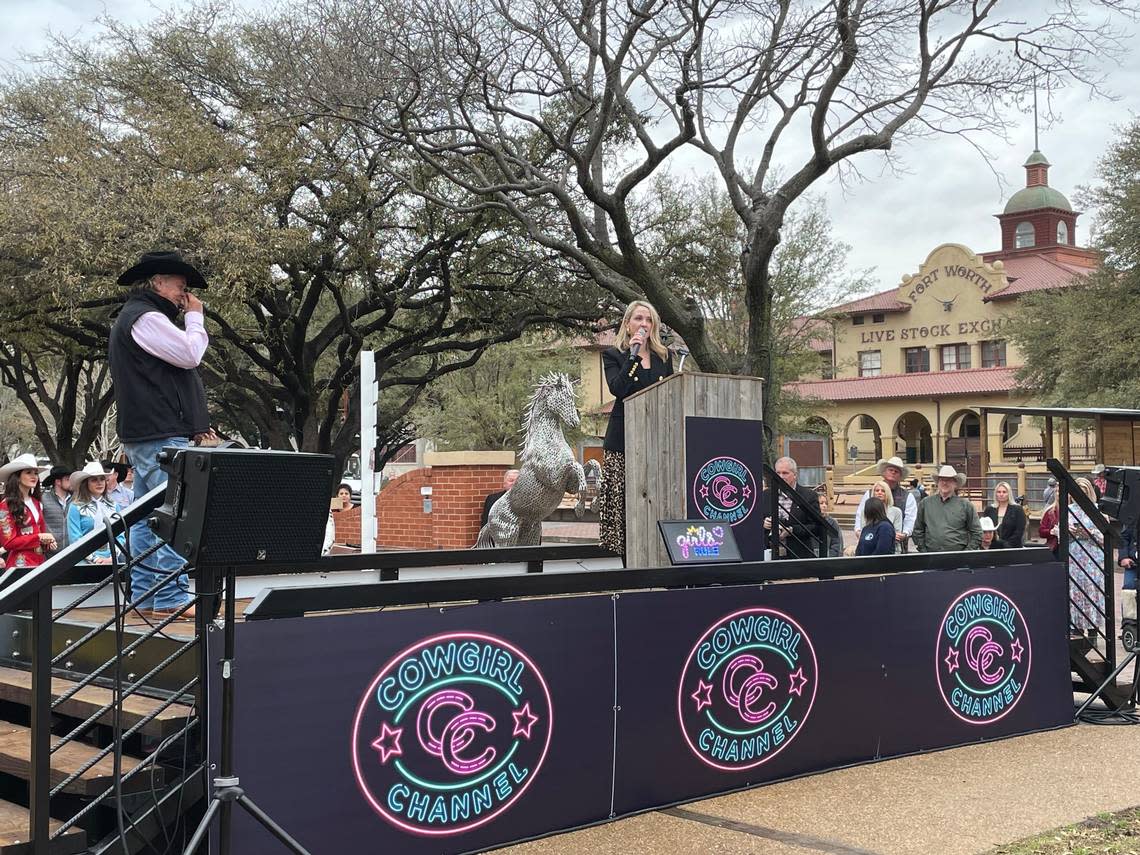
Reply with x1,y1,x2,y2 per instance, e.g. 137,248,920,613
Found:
764,465,834,559
1047,457,1118,673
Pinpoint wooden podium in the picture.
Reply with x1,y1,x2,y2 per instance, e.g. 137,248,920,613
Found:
623,372,765,569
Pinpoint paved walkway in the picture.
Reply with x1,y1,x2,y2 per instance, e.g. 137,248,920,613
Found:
499,722,1140,854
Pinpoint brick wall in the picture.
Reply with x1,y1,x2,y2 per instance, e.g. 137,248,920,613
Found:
331,464,512,550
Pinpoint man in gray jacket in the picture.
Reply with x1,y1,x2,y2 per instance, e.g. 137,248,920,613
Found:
40,466,71,550
913,465,982,552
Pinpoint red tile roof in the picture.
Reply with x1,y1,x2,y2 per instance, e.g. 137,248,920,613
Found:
828,288,911,315
787,366,1019,402
986,255,1093,300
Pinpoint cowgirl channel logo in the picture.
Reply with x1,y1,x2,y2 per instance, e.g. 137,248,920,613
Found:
351,632,553,837
936,587,1031,725
678,607,818,771
692,456,757,525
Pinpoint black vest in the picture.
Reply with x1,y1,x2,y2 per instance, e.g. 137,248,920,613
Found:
108,291,210,443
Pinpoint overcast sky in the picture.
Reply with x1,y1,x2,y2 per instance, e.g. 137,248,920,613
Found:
3,0,1138,300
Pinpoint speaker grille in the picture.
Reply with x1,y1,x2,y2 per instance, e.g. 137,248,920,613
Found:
194,450,337,563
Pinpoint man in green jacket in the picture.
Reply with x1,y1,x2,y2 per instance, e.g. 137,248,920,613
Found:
913,465,983,552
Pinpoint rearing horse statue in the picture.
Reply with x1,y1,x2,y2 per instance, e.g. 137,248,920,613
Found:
476,372,586,547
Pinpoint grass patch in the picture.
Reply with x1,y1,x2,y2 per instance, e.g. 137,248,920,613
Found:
992,807,1140,854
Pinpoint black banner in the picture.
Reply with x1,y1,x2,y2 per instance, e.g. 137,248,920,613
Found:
214,562,1070,854
217,596,615,854
684,416,766,560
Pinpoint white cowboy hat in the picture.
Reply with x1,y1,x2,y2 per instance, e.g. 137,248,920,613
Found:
0,453,42,481
70,461,112,490
876,456,910,478
1091,464,1106,475
979,517,996,532
934,464,968,487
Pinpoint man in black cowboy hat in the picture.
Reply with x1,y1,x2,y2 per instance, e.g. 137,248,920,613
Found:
108,250,217,619
40,466,72,550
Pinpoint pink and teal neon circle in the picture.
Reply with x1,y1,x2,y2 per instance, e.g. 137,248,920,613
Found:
678,606,818,772
351,631,553,837
935,587,1031,725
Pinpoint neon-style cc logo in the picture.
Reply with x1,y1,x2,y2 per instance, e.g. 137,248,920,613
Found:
416,690,496,775
722,654,778,724
963,626,1005,686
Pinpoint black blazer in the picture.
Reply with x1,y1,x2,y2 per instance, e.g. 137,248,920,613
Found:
480,490,506,527
601,347,674,453
982,504,1026,549
759,483,822,560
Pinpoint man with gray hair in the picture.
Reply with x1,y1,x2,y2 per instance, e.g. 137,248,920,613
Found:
109,250,216,620
481,469,520,527
760,456,821,559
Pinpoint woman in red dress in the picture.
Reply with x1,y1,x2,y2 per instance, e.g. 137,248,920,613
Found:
0,453,57,573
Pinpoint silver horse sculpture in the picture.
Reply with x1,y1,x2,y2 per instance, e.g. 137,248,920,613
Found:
476,372,586,547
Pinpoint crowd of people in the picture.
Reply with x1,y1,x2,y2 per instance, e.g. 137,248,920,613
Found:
0,455,134,575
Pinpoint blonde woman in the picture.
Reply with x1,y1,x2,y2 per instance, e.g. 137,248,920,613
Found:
982,481,1026,548
598,301,674,559
869,479,903,554
1065,476,1105,634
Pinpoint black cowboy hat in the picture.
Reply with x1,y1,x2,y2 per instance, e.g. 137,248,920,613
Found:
42,465,71,487
100,460,129,481
116,250,208,290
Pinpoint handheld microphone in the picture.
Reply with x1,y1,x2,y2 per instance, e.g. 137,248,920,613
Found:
627,325,649,376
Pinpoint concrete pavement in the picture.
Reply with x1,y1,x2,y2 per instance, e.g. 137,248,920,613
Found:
498,722,1140,854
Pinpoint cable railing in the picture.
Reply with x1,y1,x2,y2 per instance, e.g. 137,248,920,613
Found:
1048,457,1120,676
764,465,836,560
0,485,207,855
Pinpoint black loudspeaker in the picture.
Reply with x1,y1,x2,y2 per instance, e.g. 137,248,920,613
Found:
150,447,337,565
1099,466,1140,526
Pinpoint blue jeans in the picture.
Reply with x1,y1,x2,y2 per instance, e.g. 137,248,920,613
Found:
123,437,191,610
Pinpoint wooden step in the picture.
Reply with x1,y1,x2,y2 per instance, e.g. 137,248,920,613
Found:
0,667,193,738
0,723,163,796
0,798,85,855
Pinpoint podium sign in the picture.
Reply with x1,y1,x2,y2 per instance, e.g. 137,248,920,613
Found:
685,416,766,561
624,372,765,568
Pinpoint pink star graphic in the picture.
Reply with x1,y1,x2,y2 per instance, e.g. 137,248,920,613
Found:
742,485,752,499
788,667,808,697
944,648,960,674
699,485,710,499
1010,638,1024,663
691,679,713,712
512,702,540,740
370,722,403,765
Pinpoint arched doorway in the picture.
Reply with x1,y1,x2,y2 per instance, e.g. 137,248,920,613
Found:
944,408,981,488
895,411,934,465
842,413,882,467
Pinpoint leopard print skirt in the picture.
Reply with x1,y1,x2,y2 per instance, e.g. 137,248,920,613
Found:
598,450,626,556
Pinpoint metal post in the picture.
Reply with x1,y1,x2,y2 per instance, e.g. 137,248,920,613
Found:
219,568,237,855
30,589,51,854
1104,526,1117,673
360,350,378,554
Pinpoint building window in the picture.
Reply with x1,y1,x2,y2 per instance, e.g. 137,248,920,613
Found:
940,343,971,371
852,315,865,325
1015,221,1035,248
1057,220,1069,244
860,415,876,430
904,347,930,373
981,339,1007,368
871,313,885,324
819,350,834,380
858,350,881,377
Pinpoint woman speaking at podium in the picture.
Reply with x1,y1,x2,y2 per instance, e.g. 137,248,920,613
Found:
599,301,674,560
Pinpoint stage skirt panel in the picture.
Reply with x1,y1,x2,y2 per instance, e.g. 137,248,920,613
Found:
599,450,625,556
